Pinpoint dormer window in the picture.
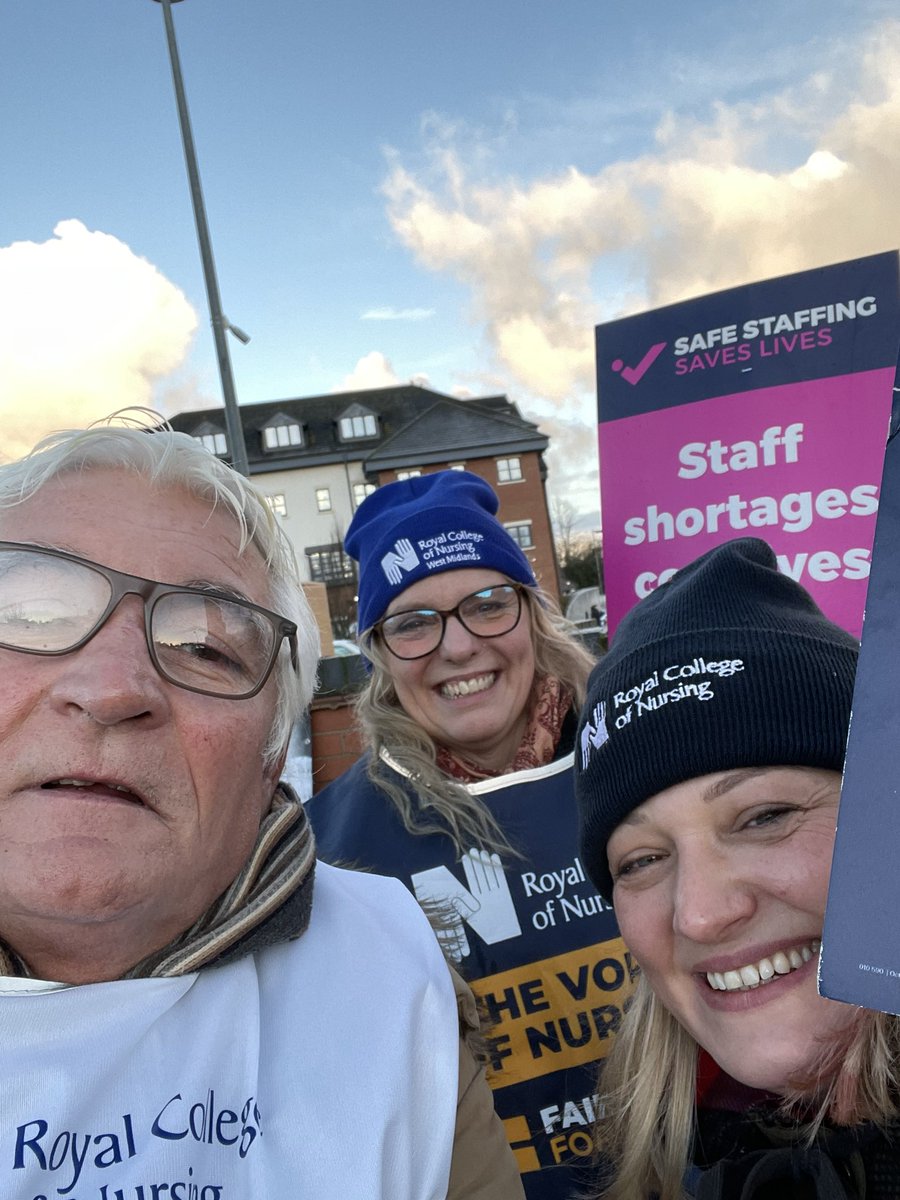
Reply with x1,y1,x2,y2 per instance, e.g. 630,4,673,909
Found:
261,415,304,452
192,422,228,456
338,404,378,441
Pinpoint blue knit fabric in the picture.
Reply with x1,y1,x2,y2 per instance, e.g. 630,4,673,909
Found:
345,471,537,633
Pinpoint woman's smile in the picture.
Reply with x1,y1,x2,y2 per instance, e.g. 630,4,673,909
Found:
438,671,497,700
702,936,820,993
608,766,856,1093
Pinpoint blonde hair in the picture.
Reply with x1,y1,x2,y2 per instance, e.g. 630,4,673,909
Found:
0,410,320,764
596,976,698,1200
355,587,595,857
596,974,900,1200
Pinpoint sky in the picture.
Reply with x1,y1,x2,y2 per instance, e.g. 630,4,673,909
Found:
2,0,899,528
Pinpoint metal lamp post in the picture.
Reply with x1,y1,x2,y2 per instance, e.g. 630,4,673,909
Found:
150,0,250,476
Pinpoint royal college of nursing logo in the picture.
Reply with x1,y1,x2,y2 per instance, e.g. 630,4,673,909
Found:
580,700,609,769
412,849,522,963
381,537,420,585
585,654,746,756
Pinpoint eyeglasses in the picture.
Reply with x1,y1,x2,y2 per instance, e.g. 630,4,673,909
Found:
0,542,298,700
371,583,525,660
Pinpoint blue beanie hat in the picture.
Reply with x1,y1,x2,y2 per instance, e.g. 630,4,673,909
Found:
574,537,858,901
346,470,538,633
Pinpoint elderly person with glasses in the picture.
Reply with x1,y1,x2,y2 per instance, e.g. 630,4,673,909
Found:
0,418,523,1200
306,471,626,1199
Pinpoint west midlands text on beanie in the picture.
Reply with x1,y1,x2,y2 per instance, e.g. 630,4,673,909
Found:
574,537,858,901
345,470,537,633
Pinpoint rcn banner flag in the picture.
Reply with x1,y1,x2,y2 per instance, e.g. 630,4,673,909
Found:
595,252,900,639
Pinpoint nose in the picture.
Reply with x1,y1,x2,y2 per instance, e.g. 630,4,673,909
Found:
438,612,481,660
46,597,170,727
671,843,756,944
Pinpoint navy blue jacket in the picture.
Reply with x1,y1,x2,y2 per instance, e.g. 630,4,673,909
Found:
306,730,632,1200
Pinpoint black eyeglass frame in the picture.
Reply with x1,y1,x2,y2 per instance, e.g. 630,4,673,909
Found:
367,582,527,661
0,541,299,700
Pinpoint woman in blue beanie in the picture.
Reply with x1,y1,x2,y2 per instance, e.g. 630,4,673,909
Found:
574,537,900,1200
306,470,625,1199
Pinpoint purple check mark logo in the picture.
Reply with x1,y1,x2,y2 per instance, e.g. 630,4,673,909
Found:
611,341,667,386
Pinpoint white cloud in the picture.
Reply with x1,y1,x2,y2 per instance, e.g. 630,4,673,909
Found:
333,351,432,393
381,19,900,514
361,306,435,321
334,351,400,391
0,220,197,463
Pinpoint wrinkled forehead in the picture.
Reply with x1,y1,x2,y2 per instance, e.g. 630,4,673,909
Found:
0,468,272,604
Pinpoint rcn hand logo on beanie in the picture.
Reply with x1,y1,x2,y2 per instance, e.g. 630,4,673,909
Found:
381,538,419,585
580,700,610,768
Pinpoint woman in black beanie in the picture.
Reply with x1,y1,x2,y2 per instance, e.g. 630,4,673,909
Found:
575,537,900,1200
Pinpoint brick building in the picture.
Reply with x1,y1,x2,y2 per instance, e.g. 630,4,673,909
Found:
170,384,560,637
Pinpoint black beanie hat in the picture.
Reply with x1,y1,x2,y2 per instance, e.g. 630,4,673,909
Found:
574,537,858,901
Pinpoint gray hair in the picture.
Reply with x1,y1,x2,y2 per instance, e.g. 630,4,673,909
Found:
0,410,319,765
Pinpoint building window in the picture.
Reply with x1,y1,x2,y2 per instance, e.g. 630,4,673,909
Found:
504,520,534,550
194,430,227,456
262,421,303,451
497,457,523,483
396,469,421,481
450,463,466,471
266,493,287,518
191,421,229,456
339,413,378,440
306,544,355,584
353,482,376,508
315,487,332,512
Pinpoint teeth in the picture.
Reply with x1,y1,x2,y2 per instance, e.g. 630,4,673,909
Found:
706,940,820,992
53,779,133,795
441,673,495,699
739,964,760,988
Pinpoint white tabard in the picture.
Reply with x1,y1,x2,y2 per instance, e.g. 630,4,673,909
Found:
0,862,458,1200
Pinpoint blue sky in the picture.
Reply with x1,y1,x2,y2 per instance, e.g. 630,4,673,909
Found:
2,0,899,524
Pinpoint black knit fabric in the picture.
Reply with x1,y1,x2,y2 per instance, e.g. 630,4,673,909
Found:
691,1108,900,1199
574,537,858,900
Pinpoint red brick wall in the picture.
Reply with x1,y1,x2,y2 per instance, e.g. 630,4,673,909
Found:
310,695,364,793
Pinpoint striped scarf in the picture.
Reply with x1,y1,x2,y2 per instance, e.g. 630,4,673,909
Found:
0,786,316,979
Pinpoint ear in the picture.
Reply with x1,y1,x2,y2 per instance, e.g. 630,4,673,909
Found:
263,742,290,791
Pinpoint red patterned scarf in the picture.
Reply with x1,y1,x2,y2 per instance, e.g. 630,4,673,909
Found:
435,675,572,782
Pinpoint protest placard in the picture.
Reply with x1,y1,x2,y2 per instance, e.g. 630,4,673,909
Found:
596,252,900,638
820,421,900,1013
